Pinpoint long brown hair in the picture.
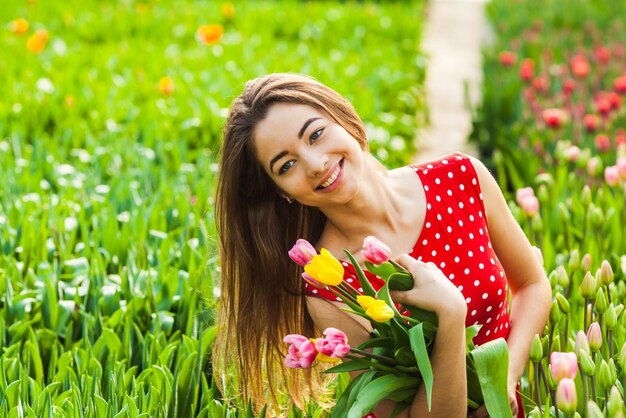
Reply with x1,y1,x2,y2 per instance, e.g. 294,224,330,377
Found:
213,73,367,413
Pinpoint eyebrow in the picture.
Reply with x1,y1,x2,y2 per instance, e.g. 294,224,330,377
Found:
268,117,322,173
298,117,321,139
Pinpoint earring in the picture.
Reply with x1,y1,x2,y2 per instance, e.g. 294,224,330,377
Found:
286,196,294,204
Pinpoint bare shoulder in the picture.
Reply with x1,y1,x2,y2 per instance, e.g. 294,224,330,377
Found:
306,297,373,346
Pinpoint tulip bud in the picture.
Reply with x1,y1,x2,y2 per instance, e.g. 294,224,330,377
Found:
581,253,592,272
608,358,617,383
595,288,608,314
530,334,543,362
580,272,598,299
620,342,626,372
542,335,550,358
531,214,543,232
550,301,562,326
527,407,542,418
552,335,562,353
550,352,578,382
605,304,617,330
582,185,592,206
587,322,602,352
556,293,570,314
568,249,580,270
608,386,624,417
590,206,604,226
361,236,392,265
288,239,317,267
598,359,613,391
575,331,590,356
558,202,571,222
599,260,614,285
556,378,578,415
556,266,570,289
579,350,595,376
615,304,624,318
586,401,605,418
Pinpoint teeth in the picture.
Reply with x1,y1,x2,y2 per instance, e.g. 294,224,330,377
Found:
320,164,341,188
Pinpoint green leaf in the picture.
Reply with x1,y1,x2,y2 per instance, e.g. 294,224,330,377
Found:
332,371,378,418
408,323,433,411
324,358,372,374
356,337,395,350
386,272,414,291
469,338,511,417
347,374,418,418
343,251,376,297
363,261,397,281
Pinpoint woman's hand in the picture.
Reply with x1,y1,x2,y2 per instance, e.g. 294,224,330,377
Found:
389,254,466,318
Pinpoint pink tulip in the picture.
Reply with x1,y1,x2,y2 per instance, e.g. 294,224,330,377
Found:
550,352,578,382
288,239,317,267
565,145,581,162
575,330,590,356
302,272,325,289
617,157,626,178
314,327,351,359
361,236,392,265
587,322,602,352
587,157,601,176
520,195,539,217
516,187,535,206
556,378,577,414
284,334,317,368
604,165,620,186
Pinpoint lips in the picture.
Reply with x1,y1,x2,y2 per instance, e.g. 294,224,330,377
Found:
317,159,343,190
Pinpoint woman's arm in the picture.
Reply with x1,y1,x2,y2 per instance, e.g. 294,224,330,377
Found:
307,256,468,418
470,157,552,415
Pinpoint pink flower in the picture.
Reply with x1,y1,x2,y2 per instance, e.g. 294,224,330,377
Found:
587,322,602,352
617,157,626,178
288,239,317,267
615,75,626,94
542,108,567,129
284,334,317,368
556,378,577,414
499,51,517,67
565,145,581,162
595,134,611,152
550,352,578,382
520,195,539,217
520,58,535,82
587,157,601,176
314,327,351,359
302,272,325,289
361,236,392,265
575,330,590,356
515,187,535,206
604,166,620,186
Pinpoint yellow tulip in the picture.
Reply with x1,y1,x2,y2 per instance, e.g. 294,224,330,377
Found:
358,297,394,323
304,249,344,286
316,352,341,363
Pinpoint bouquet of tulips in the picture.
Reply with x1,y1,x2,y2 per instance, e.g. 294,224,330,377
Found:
284,237,512,418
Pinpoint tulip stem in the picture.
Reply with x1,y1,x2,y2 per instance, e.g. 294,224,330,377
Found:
590,375,597,404
608,330,613,359
349,348,397,365
533,362,542,414
579,365,588,413
332,285,358,306
389,259,409,274
550,388,560,418
538,363,550,404
345,354,406,376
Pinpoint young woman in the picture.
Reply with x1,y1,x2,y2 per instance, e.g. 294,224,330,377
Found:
213,73,551,417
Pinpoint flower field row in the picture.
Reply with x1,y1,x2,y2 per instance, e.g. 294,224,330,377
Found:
472,0,626,416
1,0,428,416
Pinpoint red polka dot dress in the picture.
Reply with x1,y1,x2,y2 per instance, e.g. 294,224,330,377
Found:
304,153,524,417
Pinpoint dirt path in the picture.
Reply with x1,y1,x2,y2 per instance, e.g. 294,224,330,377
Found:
413,0,490,163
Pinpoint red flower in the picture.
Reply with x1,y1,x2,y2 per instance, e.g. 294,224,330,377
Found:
607,92,622,110
595,134,611,152
562,79,576,96
614,75,626,95
499,51,517,67
542,108,567,128
532,75,549,94
571,55,590,79
594,45,611,64
520,58,535,82
595,95,612,116
583,114,600,132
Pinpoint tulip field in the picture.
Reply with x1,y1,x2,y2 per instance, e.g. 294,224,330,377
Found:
4,0,626,416
471,0,626,416
1,1,427,416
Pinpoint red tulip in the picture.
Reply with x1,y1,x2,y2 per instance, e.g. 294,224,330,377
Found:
520,58,535,82
562,79,576,96
543,108,567,128
614,75,626,94
583,114,600,132
595,134,611,152
595,96,612,115
608,92,622,110
571,55,590,79
499,50,517,67
594,45,611,64
532,76,549,93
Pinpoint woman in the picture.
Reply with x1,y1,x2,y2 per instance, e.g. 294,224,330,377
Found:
213,73,551,417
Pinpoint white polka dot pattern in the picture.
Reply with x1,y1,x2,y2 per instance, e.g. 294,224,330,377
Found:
303,153,511,347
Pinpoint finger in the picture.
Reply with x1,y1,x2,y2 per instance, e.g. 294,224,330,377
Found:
393,253,417,269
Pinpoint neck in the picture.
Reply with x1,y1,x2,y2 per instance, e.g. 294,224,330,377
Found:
319,156,404,243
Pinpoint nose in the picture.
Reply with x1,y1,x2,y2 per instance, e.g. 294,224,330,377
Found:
303,151,329,177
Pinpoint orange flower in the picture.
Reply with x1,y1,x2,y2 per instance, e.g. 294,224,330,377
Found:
9,18,29,35
222,3,235,20
159,76,174,96
197,24,223,45
26,29,48,53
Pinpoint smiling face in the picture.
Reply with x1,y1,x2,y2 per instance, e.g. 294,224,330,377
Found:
253,102,366,208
